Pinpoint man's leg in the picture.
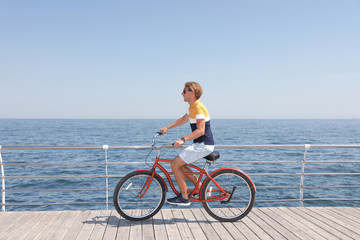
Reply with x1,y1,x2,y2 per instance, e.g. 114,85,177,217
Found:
181,166,201,191
171,156,188,199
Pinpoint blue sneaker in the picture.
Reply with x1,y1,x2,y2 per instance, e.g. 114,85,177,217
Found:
167,194,191,206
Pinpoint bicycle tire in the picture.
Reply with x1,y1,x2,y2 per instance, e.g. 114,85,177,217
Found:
113,170,166,221
201,168,256,222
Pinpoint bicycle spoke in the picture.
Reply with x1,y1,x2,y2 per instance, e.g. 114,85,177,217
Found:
202,169,255,222
113,171,165,221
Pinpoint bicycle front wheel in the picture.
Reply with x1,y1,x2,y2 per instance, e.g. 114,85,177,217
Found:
113,171,166,221
201,168,256,222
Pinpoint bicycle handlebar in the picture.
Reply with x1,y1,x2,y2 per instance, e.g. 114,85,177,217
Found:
151,131,165,148
151,132,184,149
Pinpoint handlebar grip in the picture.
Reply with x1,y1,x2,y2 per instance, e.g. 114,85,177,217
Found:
157,131,163,136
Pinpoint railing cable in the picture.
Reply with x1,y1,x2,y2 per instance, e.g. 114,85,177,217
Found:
0,145,5,212
0,144,359,211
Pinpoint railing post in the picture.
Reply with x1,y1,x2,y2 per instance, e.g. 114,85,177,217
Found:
103,145,109,210
0,145,5,212
300,144,311,207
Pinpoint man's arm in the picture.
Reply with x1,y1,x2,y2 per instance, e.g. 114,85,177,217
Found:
173,118,205,148
160,114,189,135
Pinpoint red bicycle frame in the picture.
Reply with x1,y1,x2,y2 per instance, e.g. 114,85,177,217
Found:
139,156,231,203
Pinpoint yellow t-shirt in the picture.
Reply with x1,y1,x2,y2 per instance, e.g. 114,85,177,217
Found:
188,100,214,145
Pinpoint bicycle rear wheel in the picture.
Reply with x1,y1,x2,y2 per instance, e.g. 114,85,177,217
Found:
201,168,256,222
113,170,166,221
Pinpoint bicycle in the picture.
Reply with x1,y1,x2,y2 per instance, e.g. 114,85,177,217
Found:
113,132,256,222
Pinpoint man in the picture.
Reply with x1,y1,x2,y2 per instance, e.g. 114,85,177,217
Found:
160,81,215,206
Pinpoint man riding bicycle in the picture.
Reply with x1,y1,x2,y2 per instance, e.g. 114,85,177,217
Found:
160,81,215,206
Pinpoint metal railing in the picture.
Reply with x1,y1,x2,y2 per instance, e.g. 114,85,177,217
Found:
1,144,360,212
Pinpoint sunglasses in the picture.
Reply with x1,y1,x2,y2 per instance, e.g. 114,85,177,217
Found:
183,89,193,94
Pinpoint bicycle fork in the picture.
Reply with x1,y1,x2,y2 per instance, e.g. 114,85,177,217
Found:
138,172,155,199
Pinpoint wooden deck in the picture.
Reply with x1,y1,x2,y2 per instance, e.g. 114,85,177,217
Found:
1,207,359,240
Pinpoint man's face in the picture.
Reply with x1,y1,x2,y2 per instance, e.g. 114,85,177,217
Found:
182,87,193,102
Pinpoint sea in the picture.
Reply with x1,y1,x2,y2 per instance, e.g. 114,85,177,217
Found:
1,119,359,212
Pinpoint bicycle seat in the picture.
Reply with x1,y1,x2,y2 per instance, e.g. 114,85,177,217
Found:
204,151,220,161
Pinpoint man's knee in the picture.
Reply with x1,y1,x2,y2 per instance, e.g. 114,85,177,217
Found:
172,156,186,169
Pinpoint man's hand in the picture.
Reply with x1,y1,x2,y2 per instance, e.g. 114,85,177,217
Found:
173,138,185,148
160,127,168,135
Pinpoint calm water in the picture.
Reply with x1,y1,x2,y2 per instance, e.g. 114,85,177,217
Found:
1,119,359,211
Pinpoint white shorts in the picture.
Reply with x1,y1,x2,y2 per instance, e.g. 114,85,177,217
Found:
179,143,214,164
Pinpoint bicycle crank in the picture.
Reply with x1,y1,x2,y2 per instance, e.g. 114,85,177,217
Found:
220,186,237,204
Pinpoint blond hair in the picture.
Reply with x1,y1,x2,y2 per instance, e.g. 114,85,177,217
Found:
185,81,203,100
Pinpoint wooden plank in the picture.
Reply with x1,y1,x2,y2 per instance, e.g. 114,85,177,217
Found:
102,210,121,240
61,210,92,240
142,216,155,240
276,207,329,240
199,208,235,240
342,207,360,215
153,210,168,240
181,208,207,240
12,211,53,240
262,208,309,239
240,210,273,240
340,207,360,223
269,207,326,240
248,208,286,240
129,210,142,240
1,211,42,240
47,211,82,240
161,208,181,240
309,207,360,239
191,208,221,240
75,210,102,240
1,207,359,240
287,207,349,240
218,221,246,240
0,212,29,239
223,209,260,240
116,214,131,240
231,216,260,240
32,211,64,240
18,211,58,240
88,210,111,240
217,207,255,240
35,211,65,240
38,211,70,240
171,208,193,240
332,207,360,223
325,207,360,228
257,208,301,239
299,207,354,240
255,208,299,239
0,211,24,234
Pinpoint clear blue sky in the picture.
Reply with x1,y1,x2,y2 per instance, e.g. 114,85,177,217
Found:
1,0,359,119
